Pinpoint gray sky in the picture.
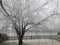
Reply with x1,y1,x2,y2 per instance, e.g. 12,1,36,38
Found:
0,0,60,32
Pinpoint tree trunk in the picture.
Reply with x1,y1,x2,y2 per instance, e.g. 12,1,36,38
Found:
18,30,25,45
18,34,24,45
18,38,23,45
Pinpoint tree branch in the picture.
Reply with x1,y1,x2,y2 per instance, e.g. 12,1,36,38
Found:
25,11,58,32
0,0,20,35
30,0,49,15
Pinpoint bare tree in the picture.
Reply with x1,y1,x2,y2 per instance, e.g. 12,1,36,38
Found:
0,0,59,45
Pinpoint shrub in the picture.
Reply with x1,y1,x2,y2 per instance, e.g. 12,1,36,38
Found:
57,32,60,35
56,35,60,41
54,32,60,41
0,33,9,43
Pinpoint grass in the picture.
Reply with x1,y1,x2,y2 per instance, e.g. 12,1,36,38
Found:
52,35,60,41
0,42,32,45
0,42,17,45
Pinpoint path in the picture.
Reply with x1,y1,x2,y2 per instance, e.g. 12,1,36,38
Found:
5,39,60,45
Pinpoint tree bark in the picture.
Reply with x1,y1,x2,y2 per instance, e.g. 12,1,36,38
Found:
18,34,24,45
18,29,25,45
18,38,23,45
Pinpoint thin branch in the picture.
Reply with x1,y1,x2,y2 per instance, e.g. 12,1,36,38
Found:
23,0,32,11
3,2,12,10
35,2,60,25
30,0,49,15
25,10,58,31
22,18,24,32
23,23,28,30
25,25,42,32
0,0,20,35
36,14,58,25
25,26,33,32
23,22,36,30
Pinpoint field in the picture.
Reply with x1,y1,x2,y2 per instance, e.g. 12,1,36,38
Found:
1,39,60,45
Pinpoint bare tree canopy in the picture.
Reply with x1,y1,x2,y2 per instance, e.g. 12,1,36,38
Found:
0,0,60,45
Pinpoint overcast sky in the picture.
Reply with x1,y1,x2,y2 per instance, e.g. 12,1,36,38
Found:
0,0,60,32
